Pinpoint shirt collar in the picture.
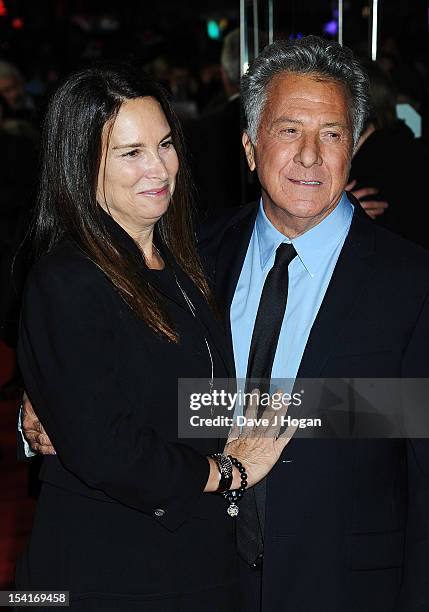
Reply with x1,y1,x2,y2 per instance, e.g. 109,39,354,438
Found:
256,192,354,277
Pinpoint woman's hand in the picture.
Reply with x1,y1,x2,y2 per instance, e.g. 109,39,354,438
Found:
22,393,56,455
346,179,389,220
224,389,295,489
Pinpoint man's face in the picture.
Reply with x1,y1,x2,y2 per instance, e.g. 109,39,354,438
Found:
0,75,25,110
243,72,354,236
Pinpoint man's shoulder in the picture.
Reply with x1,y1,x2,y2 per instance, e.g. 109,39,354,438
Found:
349,199,429,279
374,222,429,275
359,219,429,301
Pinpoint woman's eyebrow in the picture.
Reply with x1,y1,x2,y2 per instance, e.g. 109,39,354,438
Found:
112,132,172,150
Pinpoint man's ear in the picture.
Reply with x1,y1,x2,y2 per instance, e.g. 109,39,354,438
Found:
242,131,256,171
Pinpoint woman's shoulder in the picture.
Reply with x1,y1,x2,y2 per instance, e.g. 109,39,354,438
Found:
27,239,110,298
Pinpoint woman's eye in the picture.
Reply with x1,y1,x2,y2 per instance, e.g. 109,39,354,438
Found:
160,139,174,149
122,149,139,158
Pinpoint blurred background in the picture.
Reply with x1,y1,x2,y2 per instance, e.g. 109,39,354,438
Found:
1,0,428,590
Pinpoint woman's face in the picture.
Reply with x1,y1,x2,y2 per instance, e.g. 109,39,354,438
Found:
96,96,179,236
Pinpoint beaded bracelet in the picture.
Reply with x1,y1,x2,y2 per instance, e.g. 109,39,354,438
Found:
222,455,248,517
208,453,233,493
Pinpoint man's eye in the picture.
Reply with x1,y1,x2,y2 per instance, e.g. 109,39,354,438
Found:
280,128,296,135
326,132,340,139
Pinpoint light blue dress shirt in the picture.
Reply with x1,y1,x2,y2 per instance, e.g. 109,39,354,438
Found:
231,193,353,390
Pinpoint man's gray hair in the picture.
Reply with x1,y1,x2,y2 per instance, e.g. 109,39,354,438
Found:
241,35,369,148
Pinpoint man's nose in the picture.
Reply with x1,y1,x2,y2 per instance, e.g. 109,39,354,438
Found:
293,135,322,168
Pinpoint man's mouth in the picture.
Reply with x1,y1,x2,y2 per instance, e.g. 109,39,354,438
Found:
288,178,323,186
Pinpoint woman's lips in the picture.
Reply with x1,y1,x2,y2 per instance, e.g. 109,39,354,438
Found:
138,185,169,197
288,178,323,186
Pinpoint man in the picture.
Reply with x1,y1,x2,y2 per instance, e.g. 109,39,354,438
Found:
23,37,429,611
184,28,261,210
198,36,429,612
0,61,34,118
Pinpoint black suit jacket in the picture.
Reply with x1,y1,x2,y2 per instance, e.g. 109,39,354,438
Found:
199,196,429,612
17,216,238,608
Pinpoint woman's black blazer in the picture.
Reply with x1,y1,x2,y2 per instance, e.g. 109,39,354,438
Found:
17,215,238,609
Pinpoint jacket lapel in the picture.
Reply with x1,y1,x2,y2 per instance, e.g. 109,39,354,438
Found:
166,255,232,376
297,201,377,378
214,203,259,377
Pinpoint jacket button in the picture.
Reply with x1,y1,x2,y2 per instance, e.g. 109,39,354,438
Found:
154,508,165,517
250,553,263,569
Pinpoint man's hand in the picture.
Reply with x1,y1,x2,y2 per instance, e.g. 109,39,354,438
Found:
22,393,56,455
346,180,389,220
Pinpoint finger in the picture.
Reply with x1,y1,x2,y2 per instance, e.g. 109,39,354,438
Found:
22,395,36,417
366,210,385,219
242,389,259,437
276,424,298,448
36,433,52,447
257,390,288,437
274,433,294,455
227,422,240,443
40,445,56,456
362,207,387,214
353,187,378,199
364,206,388,213
361,201,388,210
27,420,44,434
345,179,356,191
271,391,291,434
28,436,56,455
24,431,39,444
362,207,386,219
23,418,41,435
259,406,278,437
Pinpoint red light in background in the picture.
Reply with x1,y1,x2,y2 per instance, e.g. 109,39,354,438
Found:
12,17,24,29
0,1,8,18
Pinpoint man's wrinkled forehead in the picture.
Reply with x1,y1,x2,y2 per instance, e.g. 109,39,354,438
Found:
259,70,352,130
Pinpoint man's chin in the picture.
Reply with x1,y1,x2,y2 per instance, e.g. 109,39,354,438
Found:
266,197,329,220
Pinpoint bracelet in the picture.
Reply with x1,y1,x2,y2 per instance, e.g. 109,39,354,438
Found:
222,455,248,517
208,453,233,493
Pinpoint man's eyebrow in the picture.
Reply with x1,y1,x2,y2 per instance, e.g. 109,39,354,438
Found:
270,117,348,129
271,116,303,126
321,121,348,129
112,131,172,150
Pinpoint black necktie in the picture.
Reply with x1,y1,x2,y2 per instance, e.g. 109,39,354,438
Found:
237,243,297,567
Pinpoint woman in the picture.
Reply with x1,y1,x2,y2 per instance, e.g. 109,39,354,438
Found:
348,60,429,249
16,64,289,611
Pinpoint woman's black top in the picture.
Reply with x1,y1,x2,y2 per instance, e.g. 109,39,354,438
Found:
16,215,238,610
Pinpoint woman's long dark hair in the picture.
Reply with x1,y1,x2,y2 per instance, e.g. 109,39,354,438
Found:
34,62,213,342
